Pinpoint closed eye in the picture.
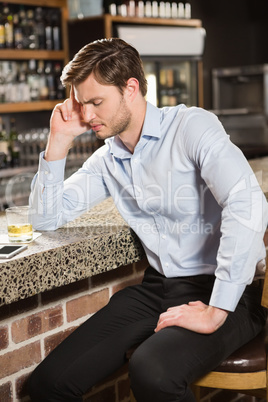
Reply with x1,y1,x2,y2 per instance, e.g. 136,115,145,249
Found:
93,101,102,107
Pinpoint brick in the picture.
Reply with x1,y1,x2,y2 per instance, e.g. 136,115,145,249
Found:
12,306,63,343
83,385,116,402
0,341,41,379
0,382,12,402
41,279,89,305
91,264,133,287
66,289,109,322
0,295,38,321
16,372,30,399
112,275,144,295
44,326,77,357
0,326,8,350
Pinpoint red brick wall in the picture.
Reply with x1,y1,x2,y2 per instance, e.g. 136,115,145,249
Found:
0,258,148,401
1,229,268,402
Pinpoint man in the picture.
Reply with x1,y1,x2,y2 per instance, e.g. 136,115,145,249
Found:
28,38,268,402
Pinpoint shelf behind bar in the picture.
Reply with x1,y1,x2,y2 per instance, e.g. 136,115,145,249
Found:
69,14,202,28
6,0,67,8
0,100,63,114
0,49,66,60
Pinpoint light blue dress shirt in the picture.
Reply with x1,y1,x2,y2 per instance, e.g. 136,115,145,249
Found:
30,102,268,312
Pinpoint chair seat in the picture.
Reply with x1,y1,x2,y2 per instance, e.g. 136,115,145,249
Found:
214,330,267,373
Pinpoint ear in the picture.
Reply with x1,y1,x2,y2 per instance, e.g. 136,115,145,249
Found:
125,78,140,102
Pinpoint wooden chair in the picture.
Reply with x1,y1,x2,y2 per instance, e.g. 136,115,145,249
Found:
192,271,268,401
129,268,268,402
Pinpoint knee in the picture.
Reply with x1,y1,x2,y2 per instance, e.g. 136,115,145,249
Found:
28,365,52,401
129,346,187,402
28,364,61,402
28,366,45,401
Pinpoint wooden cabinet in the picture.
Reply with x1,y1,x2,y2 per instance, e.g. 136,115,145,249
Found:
68,14,202,57
68,14,204,108
0,0,69,114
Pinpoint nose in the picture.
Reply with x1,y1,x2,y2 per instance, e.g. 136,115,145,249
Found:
81,104,96,122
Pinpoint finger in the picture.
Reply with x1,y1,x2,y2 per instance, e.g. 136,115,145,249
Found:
188,301,206,308
70,85,75,100
56,100,70,122
154,317,178,332
167,304,188,312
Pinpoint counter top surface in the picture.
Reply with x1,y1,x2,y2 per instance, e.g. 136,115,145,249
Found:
0,156,267,307
0,198,145,306
248,157,268,197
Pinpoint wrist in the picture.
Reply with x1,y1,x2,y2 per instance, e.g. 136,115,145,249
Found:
44,133,72,161
207,305,229,331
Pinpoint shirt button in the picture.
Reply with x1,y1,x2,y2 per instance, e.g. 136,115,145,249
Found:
165,262,169,267
134,159,139,164
44,171,49,175
162,234,166,239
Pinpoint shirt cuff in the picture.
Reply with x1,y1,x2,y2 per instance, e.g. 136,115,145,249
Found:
38,151,66,184
209,277,246,312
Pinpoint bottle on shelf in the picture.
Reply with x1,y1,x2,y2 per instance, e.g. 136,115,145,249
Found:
0,61,5,103
9,118,20,167
185,2,191,19
52,9,61,50
18,61,30,102
45,61,56,100
27,59,39,101
3,3,13,48
45,9,53,50
4,61,17,103
35,7,46,50
19,5,30,49
0,117,9,168
171,2,178,18
54,62,65,99
26,8,38,49
13,12,23,49
0,9,4,48
37,60,49,100
178,2,185,18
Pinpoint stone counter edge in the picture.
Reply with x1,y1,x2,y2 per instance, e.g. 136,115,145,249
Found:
0,227,145,307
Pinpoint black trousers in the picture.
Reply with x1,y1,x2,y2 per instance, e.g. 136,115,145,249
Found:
28,266,267,402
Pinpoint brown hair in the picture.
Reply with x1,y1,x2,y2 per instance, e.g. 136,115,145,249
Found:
61,38,147,96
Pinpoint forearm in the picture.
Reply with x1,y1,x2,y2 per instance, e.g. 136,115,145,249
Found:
29,154,67,231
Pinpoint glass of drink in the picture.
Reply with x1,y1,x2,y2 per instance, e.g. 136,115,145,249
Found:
5,206,33,242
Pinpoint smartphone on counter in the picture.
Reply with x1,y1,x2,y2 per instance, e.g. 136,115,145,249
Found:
0,244,28,259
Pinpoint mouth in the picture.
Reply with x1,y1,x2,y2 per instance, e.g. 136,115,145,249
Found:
90,124,103,132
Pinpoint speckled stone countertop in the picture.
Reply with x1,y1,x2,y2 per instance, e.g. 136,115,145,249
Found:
0,198,145,306
0,157,267,307
248,157,268,198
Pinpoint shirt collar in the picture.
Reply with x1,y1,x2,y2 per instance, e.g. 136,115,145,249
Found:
106,102,161,159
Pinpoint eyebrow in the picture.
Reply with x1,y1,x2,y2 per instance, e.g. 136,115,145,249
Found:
80,97,102,105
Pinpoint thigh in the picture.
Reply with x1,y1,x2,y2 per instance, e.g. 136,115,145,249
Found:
129,284,266,402
29,283,160,401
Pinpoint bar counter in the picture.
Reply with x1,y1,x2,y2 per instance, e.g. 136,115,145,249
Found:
0,198,145,307
0,156,267,308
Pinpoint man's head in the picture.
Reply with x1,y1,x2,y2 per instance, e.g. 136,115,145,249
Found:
61,38,147,97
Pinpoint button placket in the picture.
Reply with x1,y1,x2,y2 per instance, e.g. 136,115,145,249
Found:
131,155,142,202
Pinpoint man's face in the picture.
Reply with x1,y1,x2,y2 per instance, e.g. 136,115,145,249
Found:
74,74,131,140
